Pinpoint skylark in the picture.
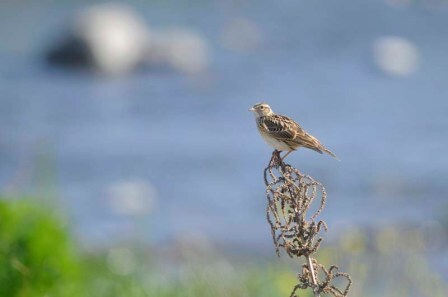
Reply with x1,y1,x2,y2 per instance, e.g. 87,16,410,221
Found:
249,103,337,160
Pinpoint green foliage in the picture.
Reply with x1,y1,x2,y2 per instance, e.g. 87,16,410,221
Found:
1,199,446,297
0,199,291,297
0,199,82,297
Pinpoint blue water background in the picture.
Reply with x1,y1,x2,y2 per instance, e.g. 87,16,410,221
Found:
0,0,447,248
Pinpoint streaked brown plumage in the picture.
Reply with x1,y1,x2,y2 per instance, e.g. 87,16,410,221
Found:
249,103,337,159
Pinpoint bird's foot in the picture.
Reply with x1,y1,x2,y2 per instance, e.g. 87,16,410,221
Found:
270,150,283,168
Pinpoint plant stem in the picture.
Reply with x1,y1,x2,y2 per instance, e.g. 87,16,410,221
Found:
307,255,321,297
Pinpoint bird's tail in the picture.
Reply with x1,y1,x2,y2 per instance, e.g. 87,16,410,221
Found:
307,144,340,160
322,147,340,161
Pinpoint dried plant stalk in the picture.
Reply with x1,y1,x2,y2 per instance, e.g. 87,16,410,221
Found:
264,151,352,297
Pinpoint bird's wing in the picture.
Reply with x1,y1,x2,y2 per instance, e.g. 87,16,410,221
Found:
260,115,325,151
259,115,298,140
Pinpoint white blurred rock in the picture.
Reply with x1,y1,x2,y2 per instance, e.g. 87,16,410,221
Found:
75,4,151,75
372,36,419,77
107,179,156,216
148,28,210,74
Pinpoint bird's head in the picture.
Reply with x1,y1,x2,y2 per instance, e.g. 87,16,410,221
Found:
249,103,273,117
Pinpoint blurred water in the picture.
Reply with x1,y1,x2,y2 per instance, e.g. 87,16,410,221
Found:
0,0,448,248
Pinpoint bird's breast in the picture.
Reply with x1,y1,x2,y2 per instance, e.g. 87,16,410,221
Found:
258,129,294,151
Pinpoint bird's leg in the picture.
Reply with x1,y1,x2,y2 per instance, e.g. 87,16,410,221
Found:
281,150,293,161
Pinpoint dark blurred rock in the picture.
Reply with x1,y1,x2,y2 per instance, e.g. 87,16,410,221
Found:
47,35,92,67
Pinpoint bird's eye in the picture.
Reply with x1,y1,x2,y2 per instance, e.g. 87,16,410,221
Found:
260,106,264,109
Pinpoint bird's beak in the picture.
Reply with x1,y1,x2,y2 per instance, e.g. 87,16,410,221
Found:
249,107,255,112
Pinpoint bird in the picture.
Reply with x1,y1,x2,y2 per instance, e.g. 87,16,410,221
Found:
249,103,338,160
